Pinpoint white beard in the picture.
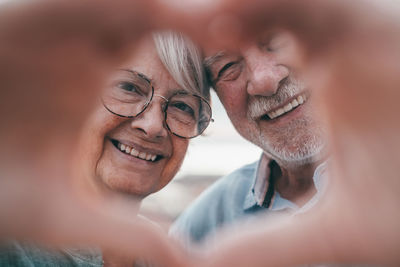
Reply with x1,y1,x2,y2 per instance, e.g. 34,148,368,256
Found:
250,115,326,167
245,76,326,167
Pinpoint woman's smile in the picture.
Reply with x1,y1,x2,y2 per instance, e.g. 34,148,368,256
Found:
110,138,166,163
76,33,209,199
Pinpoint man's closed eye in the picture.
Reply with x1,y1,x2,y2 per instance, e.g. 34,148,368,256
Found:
217,61,242,82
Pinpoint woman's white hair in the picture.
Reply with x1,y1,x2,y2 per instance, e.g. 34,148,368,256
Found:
153,31,210,100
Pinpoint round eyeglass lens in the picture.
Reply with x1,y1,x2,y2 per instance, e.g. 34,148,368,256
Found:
165,93,212,138
102,70,153,117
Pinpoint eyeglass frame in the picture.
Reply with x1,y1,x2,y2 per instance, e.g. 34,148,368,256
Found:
101,71,214,139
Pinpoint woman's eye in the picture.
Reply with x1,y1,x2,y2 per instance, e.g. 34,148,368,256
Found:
217,62,242,82
117,82,143,95
173,102,195,116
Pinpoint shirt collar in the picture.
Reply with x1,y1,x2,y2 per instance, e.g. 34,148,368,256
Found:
243,153,271,210
243,154,328,212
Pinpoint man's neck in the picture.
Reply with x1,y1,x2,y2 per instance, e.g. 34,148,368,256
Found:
271,159,321,207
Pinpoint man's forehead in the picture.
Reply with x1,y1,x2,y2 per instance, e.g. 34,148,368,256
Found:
203,48,243,70
202,41,253,69
203,30,288,68
203,51,226,69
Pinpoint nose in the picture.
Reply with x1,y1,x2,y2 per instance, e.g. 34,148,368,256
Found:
245,46,289,97
129,97,168,139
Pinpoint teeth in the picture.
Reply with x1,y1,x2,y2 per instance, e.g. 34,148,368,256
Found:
275,108,285,117
267,111,275,119
138,152,147,160
130,149,139,157
117,143,158,162
283,103,292,112
297,95,304,104
266,94,307,119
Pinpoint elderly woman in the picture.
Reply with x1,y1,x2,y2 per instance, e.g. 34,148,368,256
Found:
75,32,211,203
0,32,211,267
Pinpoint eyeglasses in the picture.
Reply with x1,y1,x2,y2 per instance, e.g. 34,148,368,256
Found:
102,70,213,139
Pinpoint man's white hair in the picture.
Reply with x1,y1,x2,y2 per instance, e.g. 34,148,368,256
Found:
153,31,210,100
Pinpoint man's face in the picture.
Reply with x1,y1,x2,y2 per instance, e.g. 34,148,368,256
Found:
205,32,325,166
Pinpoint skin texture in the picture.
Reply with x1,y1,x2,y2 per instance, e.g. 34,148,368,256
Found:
206,38,325,165
1,0,400,266
76,37,188,203
186,0,400,266
204,31,326,205
0,2,190,266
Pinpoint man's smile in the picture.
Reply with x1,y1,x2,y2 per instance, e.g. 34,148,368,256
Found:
258,93,309,122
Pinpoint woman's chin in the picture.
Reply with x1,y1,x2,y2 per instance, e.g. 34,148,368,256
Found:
101,175,156,199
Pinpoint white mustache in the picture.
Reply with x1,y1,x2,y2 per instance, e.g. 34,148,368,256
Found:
248,76,305,119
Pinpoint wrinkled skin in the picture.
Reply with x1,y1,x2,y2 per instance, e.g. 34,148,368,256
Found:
0,0,399,266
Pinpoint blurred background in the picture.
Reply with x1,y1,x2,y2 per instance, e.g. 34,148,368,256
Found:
141,91,261,224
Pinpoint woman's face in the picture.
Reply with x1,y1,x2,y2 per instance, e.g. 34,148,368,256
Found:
78,38,189,199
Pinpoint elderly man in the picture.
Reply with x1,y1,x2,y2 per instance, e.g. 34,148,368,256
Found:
170,31,328,246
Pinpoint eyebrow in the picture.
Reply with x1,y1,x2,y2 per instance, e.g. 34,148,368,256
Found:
203,51,226,70
173,88,194,96
120,68,152,84
120,69,196,97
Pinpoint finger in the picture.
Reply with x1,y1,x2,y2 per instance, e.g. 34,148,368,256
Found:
0,175,190,267
196,212,334,267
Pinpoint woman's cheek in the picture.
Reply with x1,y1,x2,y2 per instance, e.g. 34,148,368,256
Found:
78,108,122,190
159,137,189,190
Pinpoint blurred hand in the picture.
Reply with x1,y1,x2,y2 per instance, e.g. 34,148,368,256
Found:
171,0,400,266
1,0,400,266
0,1,190,266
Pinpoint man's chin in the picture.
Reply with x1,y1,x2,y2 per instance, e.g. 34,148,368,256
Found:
263,143,326,169
279,154,322,169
